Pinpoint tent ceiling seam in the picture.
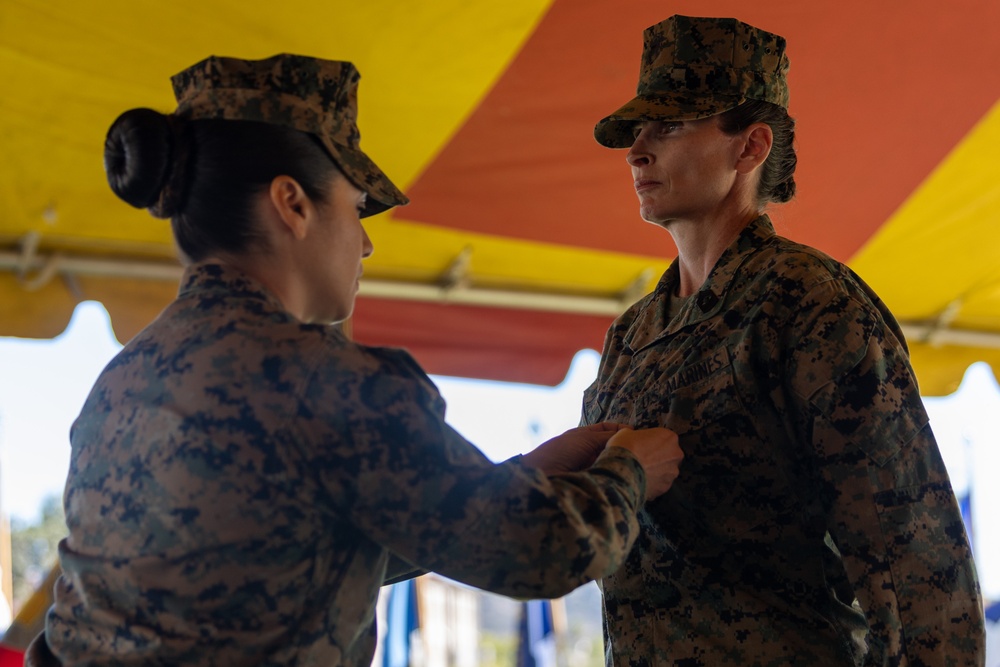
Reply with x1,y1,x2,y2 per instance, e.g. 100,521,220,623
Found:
5,250,1000,349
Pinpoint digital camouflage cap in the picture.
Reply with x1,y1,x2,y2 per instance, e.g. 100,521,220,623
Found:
594,15,790,148
171,54,409,217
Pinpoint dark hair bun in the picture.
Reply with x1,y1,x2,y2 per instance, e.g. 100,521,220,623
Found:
773,178,796,203
104,108,175,214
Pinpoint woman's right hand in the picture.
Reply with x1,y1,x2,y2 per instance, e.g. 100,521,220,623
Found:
606,427,683,501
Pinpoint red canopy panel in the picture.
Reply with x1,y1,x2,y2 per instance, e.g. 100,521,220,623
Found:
352,296,614,386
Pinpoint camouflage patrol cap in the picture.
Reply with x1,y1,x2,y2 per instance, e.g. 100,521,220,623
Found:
594,15,790,148
170,54,409,217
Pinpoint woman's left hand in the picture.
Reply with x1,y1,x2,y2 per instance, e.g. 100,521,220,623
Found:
520,422,627,474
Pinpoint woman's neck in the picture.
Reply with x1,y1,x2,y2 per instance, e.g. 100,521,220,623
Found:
667,208,761,297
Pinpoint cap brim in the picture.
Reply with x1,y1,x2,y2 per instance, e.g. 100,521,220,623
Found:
320,138,409,218
594,94,744,148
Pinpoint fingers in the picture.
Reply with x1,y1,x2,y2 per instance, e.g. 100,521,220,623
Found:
533,425,682,498
584,421,630,433
524,425,618,474
606,427,684,501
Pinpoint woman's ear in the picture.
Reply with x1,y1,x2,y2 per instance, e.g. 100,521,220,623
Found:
268,175,313,240
736,123,773,175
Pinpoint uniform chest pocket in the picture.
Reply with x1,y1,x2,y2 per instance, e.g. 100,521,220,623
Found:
649,352,789,541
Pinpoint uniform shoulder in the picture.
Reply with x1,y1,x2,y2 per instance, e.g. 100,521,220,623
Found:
303,332,446,418
763,234,847,276
305,327,437,390
751,234,856,294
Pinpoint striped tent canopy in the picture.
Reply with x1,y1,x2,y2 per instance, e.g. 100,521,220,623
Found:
2,0,999,394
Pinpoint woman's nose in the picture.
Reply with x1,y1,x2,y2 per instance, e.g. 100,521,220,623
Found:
626,142,651,167
362,226,374,259
626,132,652,167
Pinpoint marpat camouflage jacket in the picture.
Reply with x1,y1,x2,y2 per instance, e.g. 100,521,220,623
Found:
583,216,985,666
34,263,646,667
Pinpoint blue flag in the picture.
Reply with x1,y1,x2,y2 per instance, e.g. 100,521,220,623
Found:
516,599,557,667
383,580,419,667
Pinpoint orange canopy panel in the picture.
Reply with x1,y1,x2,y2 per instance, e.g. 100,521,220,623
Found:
2,0,999,394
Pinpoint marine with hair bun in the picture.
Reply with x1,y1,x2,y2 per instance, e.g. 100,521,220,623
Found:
26,53,687,667
582,14,985,666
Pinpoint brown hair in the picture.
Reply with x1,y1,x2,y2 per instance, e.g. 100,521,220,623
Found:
718,100,797,206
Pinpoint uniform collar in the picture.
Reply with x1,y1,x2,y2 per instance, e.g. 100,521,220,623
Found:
178,262,288,313
626,215,775,351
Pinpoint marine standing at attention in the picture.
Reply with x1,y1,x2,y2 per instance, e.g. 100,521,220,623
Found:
582,14,985,666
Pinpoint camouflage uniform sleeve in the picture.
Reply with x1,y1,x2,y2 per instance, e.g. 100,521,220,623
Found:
299,346,647,599
786,280,986,665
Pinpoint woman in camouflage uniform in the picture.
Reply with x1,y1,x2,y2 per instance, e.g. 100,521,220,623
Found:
584,14,985,666
26,54,684,666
